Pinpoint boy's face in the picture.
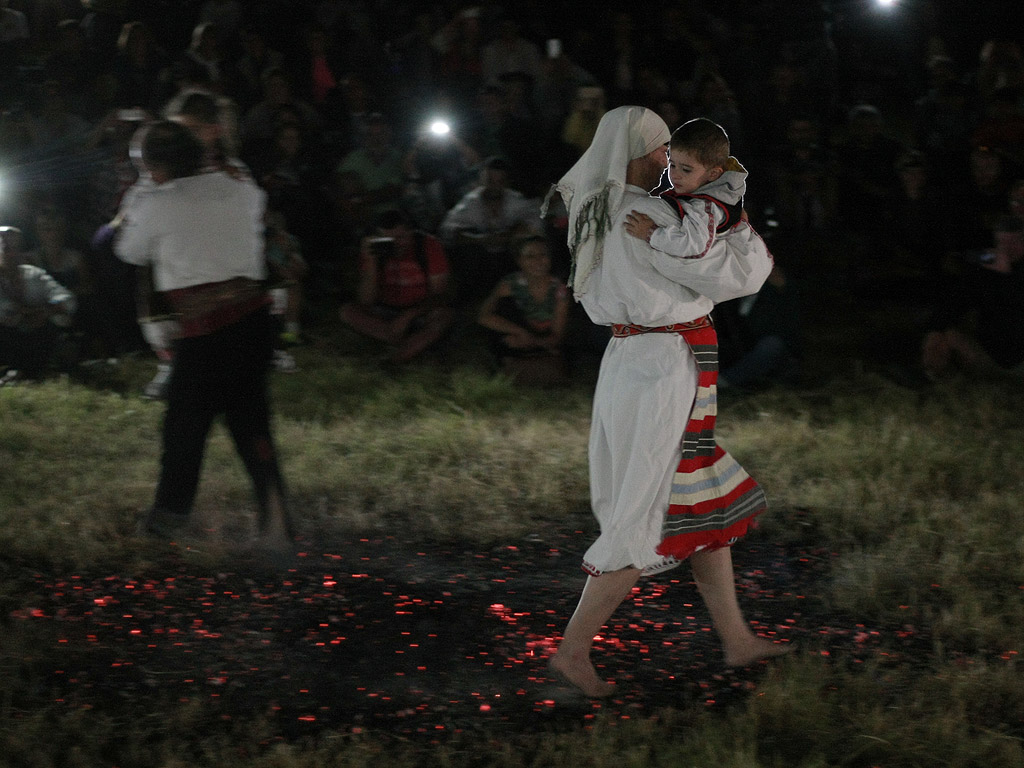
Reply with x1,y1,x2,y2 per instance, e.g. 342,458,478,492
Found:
668,149,722,194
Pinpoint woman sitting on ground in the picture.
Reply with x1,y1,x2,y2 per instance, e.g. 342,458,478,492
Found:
477,235,570,385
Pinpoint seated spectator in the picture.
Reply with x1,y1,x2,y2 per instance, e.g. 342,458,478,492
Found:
264,208,307,348
403,113,481,229
233,25,284,112
890,150,952,286
25,79,92,157
339,208,454,364
834,104,904,240
80,109,150,357
0,0,29,85
971,85,1024,174
0,226,76,378
112,20,169,115
27,204,142,362
297,25,343,111
477,235,569,386
534,38,599,147
975,39,1024,107
481,17,541,87
494,70,546,192
1009,178,1024,222
239,67,323,165
438,156,541,301
561,86,605,159
178,22,230,95
688,72,746,160
714,260,802,391
913,54,975,193
921,213,1024,379
431,5,485,103
199,0,243,45
956,145,1014,252
334,112,405,223
42,19,98,115
24,207,87,293
252,120,333,264
746,60,823,159
764,114,836,237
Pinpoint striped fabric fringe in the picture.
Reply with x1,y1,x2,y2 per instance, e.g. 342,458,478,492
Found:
652,322,766,570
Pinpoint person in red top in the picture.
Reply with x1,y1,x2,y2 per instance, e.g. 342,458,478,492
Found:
339,209,455,363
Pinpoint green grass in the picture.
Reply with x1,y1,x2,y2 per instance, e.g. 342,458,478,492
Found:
2,330,1023,766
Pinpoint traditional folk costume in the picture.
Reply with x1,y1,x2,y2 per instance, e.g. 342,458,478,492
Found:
115,170,290,536
544,107,772,576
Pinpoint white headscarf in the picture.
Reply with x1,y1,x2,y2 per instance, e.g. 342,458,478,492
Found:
542,106,670,298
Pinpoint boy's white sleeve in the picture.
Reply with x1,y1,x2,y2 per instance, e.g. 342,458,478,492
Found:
645,222,774,302
113,190,157,266
647,197,718,259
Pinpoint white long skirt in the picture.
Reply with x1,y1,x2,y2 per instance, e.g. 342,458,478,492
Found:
582,332,697,575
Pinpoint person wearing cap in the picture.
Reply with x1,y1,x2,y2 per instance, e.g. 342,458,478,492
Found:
543,105,786,698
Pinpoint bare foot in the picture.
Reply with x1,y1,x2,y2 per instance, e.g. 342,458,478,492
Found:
548,652,615,698
257,492,294,548
724,636,793,668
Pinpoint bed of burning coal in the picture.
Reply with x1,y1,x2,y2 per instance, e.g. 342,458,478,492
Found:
7,518,932,744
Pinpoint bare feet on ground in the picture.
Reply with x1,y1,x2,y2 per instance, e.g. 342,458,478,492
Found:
548,652,615,698
253,495,294,553
724,636,792,668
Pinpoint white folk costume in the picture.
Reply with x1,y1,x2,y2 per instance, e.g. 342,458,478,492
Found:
546,106,772,576
115,170,290,537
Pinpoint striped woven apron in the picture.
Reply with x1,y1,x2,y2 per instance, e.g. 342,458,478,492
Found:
611,317,766,574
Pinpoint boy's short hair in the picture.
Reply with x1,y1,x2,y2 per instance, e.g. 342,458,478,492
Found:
670,118,730,169
165,88,220,125
141,120,204,179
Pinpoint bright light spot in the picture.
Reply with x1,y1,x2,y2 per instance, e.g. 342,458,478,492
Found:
429,120,450,136
875,0,897,7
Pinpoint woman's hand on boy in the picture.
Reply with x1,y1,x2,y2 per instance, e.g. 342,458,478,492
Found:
624,211,656,243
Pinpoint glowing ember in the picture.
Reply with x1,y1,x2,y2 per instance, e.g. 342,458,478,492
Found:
7,536,932,740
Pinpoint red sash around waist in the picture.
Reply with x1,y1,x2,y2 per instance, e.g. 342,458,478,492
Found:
611,315,712,337
165,277,270,338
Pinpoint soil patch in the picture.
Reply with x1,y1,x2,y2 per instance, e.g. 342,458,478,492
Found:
9,524,927,742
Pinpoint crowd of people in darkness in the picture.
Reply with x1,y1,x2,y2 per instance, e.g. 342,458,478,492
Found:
0,0,1022,386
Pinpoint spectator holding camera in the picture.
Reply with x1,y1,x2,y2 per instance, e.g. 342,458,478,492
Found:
339,208,455,364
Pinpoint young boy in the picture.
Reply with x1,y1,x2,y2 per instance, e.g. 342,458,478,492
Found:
623,117,768,270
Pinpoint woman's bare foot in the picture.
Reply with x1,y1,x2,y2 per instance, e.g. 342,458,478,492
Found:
724,636,792,668
548,652,615,698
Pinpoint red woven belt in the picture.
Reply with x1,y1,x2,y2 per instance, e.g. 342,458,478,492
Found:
611,315,712,337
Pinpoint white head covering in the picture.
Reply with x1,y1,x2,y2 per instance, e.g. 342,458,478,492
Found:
542,105,670,298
